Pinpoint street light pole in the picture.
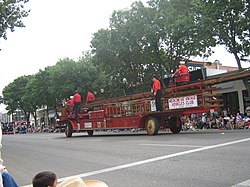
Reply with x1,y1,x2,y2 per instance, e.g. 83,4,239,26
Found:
214,59,220,69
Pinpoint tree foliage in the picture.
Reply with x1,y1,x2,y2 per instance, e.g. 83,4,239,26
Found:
91,0,217,92
200,0,250,95
2,0,250,119
200,0,249,69
2,75,31,117
0,0,30,40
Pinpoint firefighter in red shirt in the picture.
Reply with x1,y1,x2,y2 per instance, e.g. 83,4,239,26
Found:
66,96,74,114
171,60,189,84
85,91,96,112
73,90,82,118
152,75,162,111
86,91,95,104
171,61,189,78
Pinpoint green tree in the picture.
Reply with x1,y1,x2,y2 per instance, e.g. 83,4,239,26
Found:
0,0,30,40
21,75,38,125
148,0,216,69
91,2,164,94
2,83,18,116
44,55,99,107
91,0,219,93
200,0,250,95
22,71,53,126
77,52,99,95
2,75,31,123
45,58,78,111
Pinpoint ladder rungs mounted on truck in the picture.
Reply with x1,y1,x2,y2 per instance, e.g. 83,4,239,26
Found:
57,68,250,137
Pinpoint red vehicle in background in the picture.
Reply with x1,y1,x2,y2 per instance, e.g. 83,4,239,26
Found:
57,68,250,137
58,78,220,137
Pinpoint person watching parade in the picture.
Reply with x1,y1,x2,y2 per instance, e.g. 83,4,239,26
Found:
73,90,82,118
152,74,162,111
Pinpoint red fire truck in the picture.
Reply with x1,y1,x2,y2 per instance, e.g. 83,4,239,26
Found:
58,71,225,137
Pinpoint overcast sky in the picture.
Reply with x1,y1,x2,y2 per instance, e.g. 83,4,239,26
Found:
0,0,249,101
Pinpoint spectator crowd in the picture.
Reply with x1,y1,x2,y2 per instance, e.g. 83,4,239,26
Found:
181,108,250,131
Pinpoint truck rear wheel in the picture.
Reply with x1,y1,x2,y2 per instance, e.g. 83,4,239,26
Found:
65,122,73,137
145,117,159,135
169,117,182,134
87,130,94,136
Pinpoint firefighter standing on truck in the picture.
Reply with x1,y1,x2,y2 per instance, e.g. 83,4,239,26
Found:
86,91,95,104
152,74,162,111
171,60,189,78
85,91,96,112
73,90,82,118
66,96,74,114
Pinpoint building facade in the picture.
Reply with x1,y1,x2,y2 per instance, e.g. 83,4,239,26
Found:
187,60,249,114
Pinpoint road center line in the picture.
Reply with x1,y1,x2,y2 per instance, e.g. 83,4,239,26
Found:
231,179,250,186
140,143,204,148
22,137,250,187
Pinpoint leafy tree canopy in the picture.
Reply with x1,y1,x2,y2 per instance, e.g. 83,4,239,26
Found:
0,0,30,40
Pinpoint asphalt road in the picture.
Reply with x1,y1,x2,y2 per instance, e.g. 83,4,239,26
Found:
2,129,250,187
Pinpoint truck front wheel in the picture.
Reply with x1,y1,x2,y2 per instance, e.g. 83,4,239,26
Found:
65,122,73,137
145,117,159,135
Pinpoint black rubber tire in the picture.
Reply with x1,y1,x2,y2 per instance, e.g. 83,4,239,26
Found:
65,122,73,137
169,117,182,134
145,117,160,136
87,130,94,136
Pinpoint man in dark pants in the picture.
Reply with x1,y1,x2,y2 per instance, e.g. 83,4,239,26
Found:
152,75,162,111
73,90,82,118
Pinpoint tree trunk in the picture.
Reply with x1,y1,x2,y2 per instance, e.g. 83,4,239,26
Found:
32,111,37,126
233,52,242,70
54,105,59,119
233,52,249,98
25,112,30,126
46,107,49,126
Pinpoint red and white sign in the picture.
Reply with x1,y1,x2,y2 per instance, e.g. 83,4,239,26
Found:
168,95,198,109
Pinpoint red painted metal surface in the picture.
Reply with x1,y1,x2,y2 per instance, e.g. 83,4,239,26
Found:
175,74,190,83
58,79,221,136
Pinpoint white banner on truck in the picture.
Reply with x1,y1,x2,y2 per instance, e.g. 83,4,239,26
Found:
168,95,198,109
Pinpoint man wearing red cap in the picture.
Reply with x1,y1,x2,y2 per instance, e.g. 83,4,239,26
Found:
73,90,82,118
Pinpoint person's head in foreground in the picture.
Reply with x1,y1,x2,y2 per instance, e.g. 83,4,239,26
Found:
32,171,57,187
33,171,108,187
